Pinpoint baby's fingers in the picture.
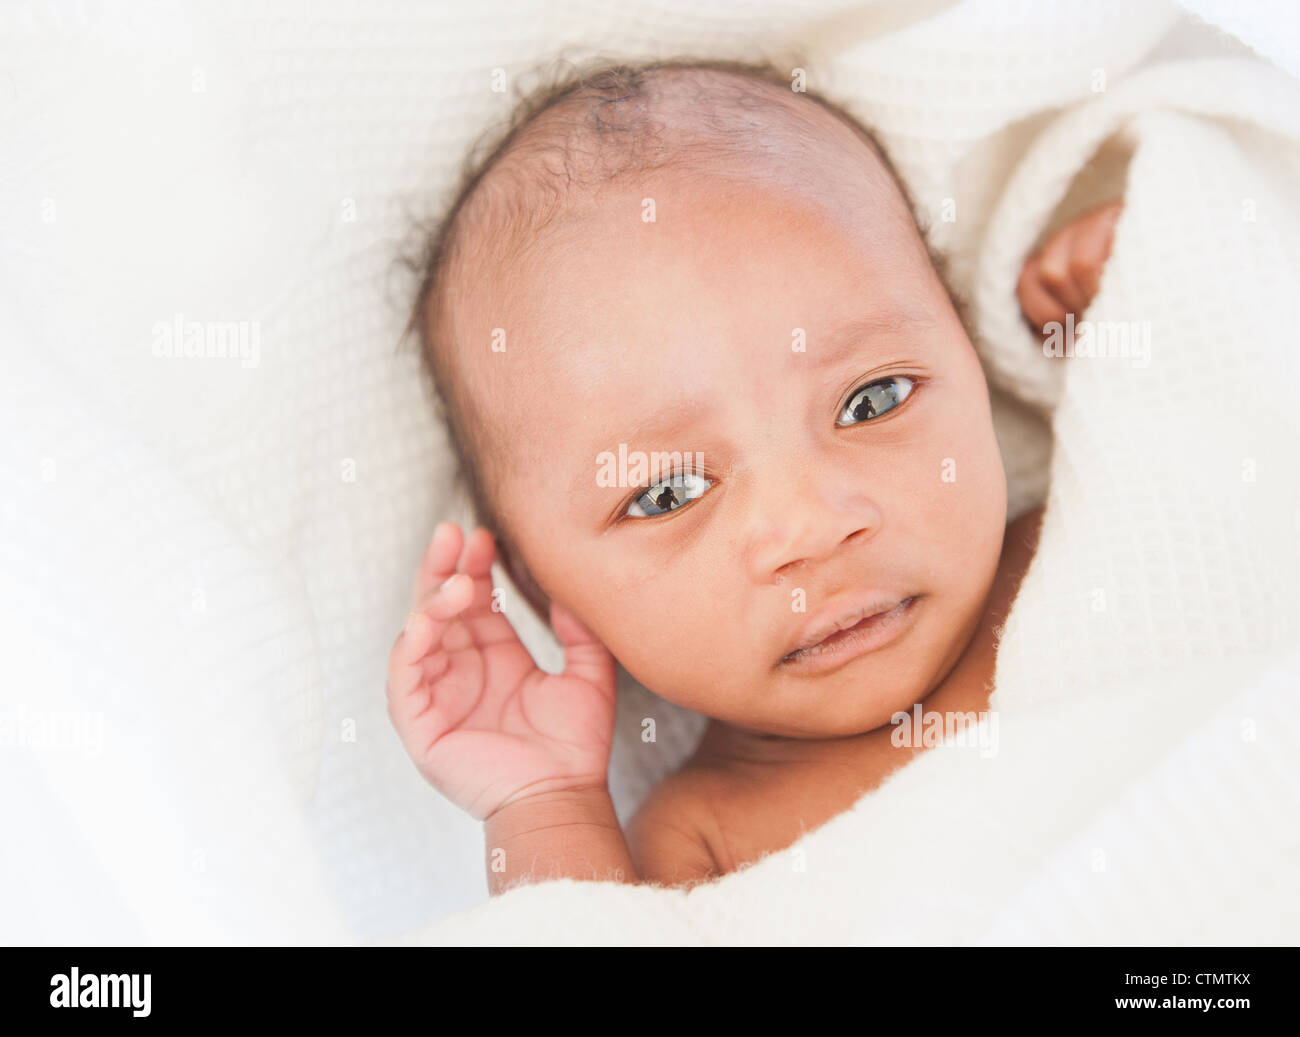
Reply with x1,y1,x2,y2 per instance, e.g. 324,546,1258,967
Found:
458,527,497,579
387,573,475,700
1068,201,1122,299
430,529,523,648
1035,222,1087,315
1017,254,1067,333
412,522,465,603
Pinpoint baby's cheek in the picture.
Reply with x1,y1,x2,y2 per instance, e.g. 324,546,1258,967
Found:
911,392,1007,586
558,548,702,662
604,588,735,712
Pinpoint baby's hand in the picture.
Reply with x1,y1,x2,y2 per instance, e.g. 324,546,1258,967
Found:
385,522,616,821
1017,200,1122,334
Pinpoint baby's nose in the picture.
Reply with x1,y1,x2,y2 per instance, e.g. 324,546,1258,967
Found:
750,487,884,586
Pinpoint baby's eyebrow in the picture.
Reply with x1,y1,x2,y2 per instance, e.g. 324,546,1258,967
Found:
574,308,935,495
812,310,937,368
583,401,708,476
571,396,717,503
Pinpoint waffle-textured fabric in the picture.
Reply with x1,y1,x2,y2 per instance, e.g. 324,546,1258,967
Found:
2,0,1296,943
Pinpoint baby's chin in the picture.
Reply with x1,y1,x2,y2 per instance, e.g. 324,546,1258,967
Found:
673,658,946,741
744,680,942,740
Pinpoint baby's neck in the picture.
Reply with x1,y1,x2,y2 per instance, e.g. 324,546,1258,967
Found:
697,503,1044,768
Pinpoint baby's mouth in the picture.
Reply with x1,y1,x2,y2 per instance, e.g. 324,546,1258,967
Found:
780,595,920,669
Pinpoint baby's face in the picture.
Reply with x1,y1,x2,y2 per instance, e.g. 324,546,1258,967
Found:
459,169,1007,737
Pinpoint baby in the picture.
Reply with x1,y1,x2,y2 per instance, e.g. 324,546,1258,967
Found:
386,59,1120,892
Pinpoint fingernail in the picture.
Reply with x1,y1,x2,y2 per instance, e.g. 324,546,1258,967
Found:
404,612,420,634
439,573,461,593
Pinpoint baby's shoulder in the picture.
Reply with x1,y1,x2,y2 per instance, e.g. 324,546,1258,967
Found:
626,767,725,888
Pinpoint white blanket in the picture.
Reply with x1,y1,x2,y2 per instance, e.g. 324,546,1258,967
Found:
395,31,1300,943
2,0,1297,944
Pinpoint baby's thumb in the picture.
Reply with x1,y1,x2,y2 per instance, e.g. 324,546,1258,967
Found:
550,601,615,690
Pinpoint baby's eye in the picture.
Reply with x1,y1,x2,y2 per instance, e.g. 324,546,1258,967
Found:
625,471,712,519
836,375,915,426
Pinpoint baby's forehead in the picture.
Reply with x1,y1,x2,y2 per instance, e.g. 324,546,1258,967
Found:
460,95,919,334
444,66,929,490
465,175,936,484
455,65,913,289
